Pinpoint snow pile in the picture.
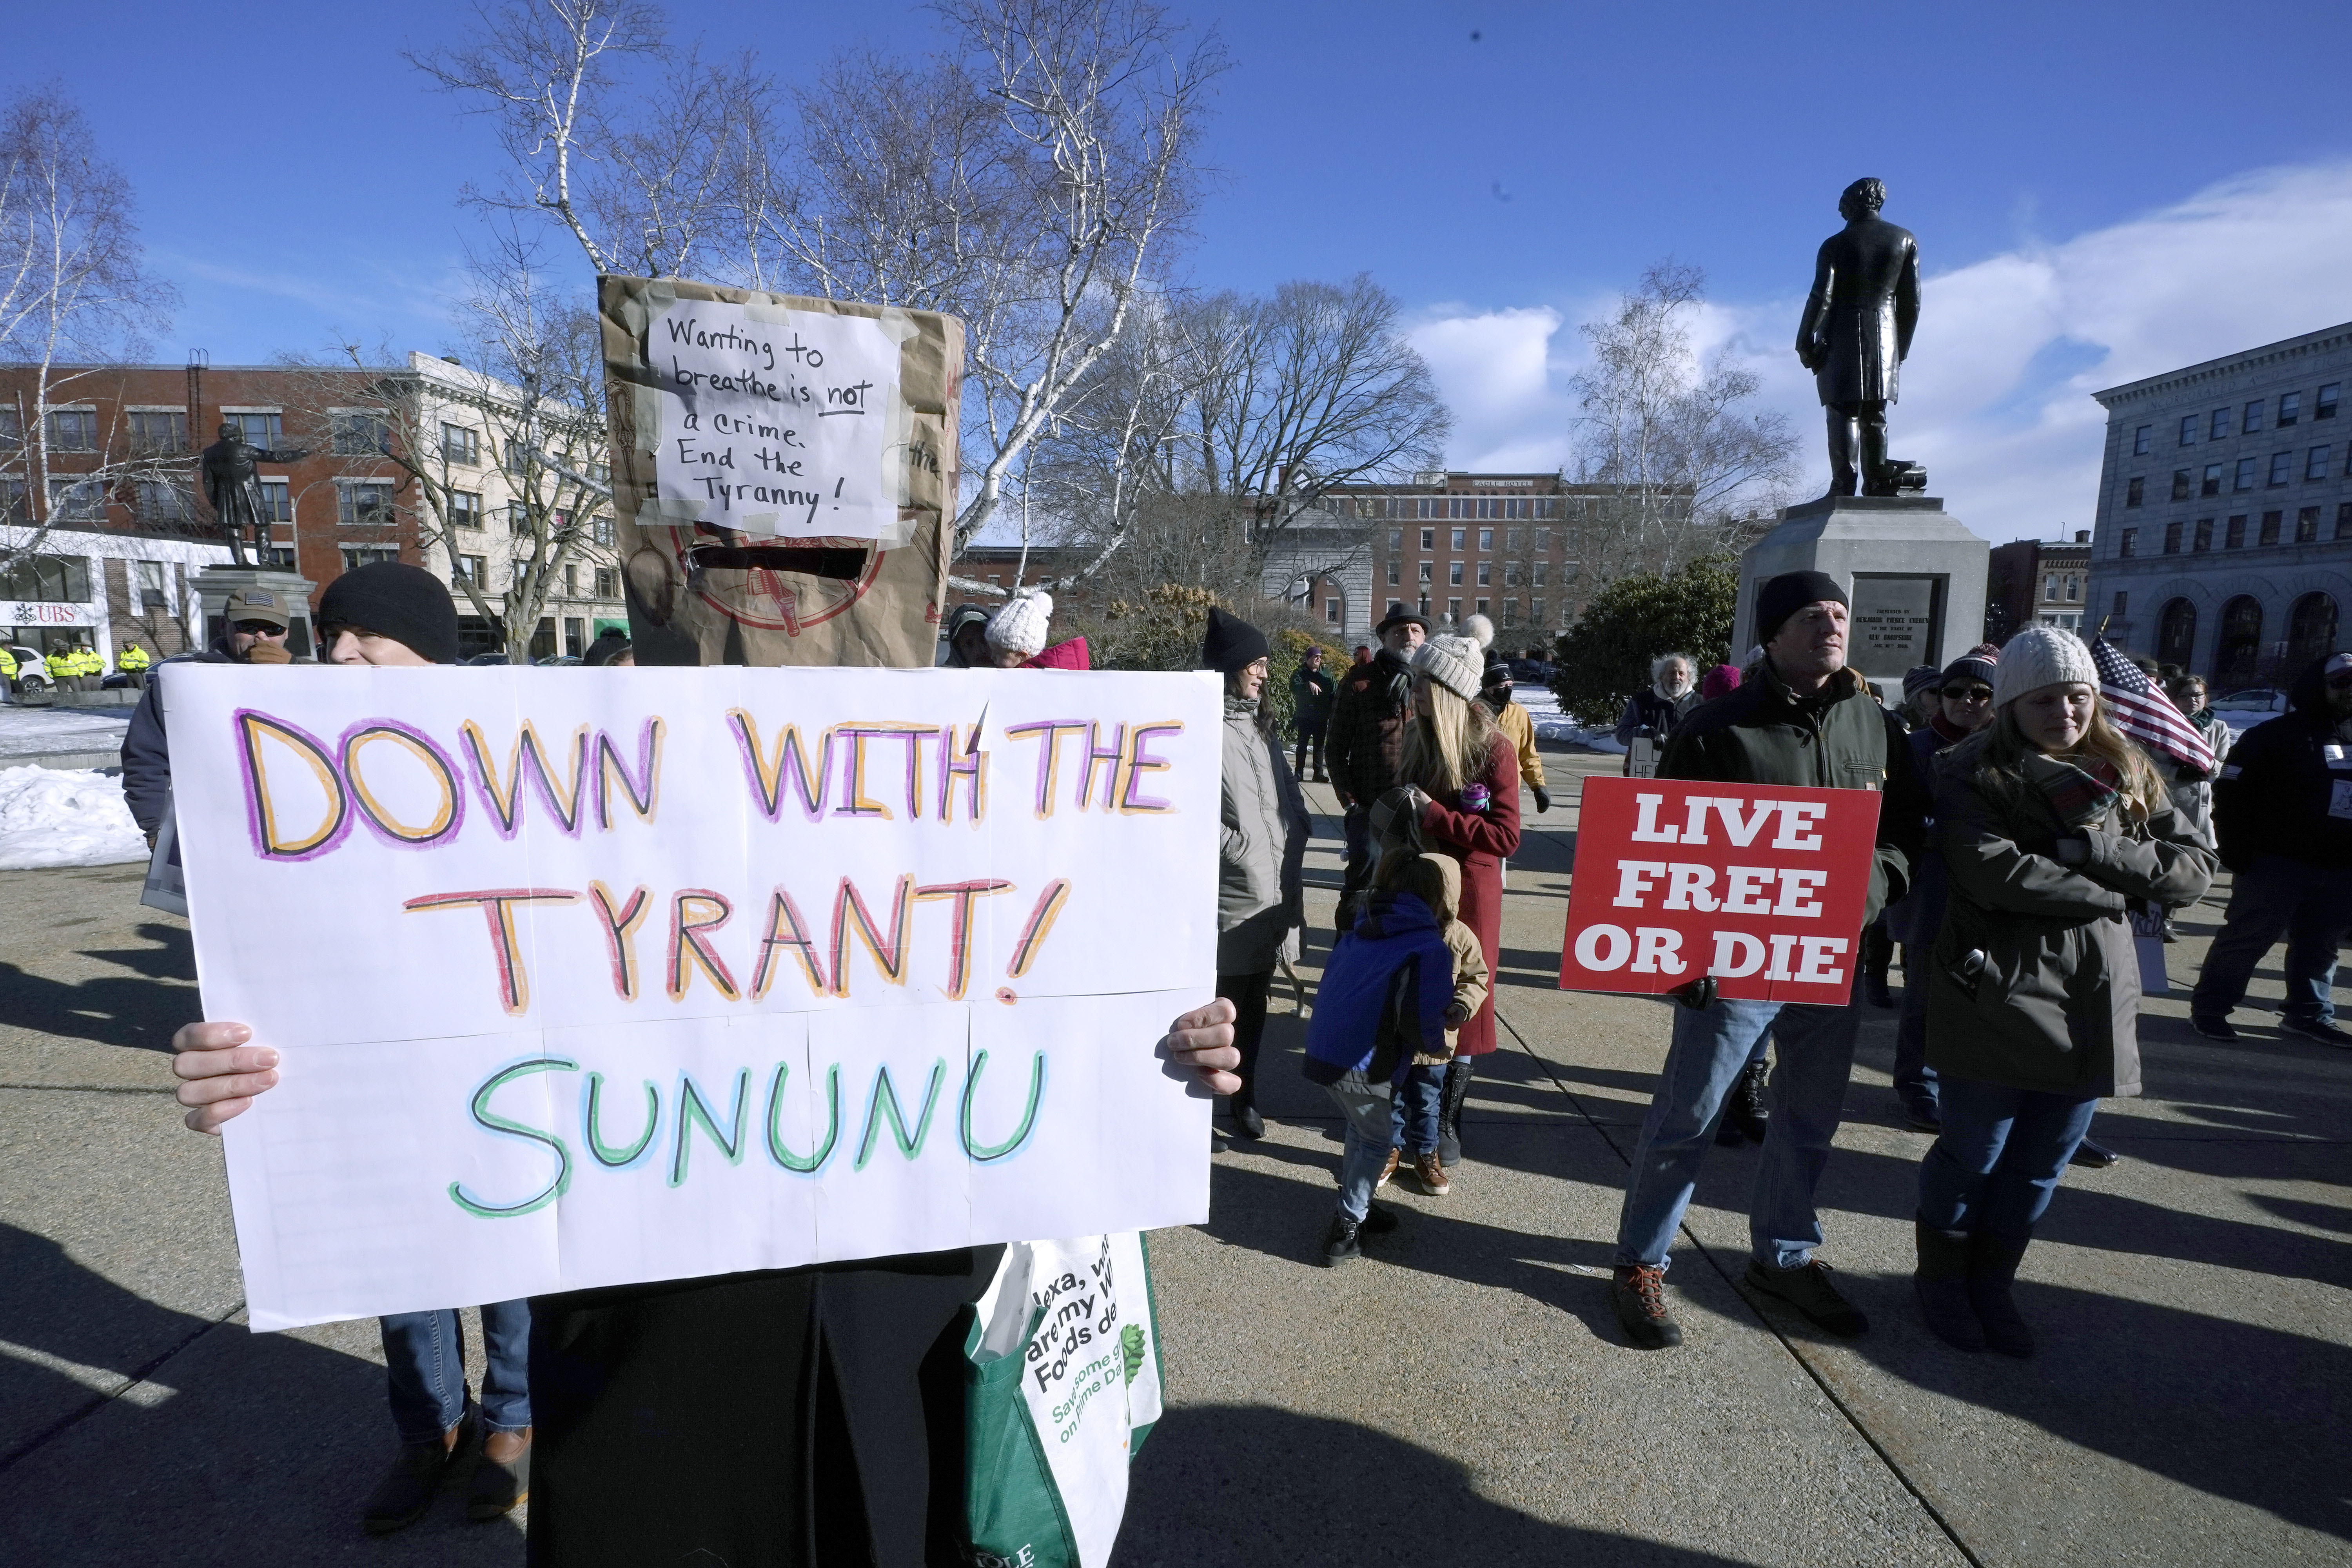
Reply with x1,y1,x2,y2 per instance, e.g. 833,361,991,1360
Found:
1514,683,1627,753
0,766,152,870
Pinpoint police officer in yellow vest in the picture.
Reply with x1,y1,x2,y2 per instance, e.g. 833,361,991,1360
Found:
44,647,70,686
74,644,102,691
0,644,16,693
116,641,151,689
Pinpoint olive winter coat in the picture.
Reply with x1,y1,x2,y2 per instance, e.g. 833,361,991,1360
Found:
1218,695,1311,975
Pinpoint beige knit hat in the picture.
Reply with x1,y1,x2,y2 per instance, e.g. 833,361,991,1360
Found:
1992,624,2097,709
985,589,1053,659
1412,634,1484,701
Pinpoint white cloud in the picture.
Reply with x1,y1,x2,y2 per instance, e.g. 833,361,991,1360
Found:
1413,160,2352,544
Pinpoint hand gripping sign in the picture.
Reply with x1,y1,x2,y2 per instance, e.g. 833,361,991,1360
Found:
1558,777,1881,1004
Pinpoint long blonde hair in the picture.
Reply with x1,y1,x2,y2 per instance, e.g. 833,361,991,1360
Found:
1401,677,1503,795
1977,691,2165,824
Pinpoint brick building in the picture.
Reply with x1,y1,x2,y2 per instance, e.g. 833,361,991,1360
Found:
1314,471,1594,650
1984,531,2093,643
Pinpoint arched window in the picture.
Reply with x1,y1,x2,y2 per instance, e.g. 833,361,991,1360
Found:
2286,592,2339,679
2215,595,2265,690
2156,598,2197,670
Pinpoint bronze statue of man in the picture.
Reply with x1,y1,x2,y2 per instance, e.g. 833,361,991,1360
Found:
200,421,304,567
1796,178,1922,497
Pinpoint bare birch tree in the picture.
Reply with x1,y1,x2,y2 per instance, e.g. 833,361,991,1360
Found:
0,83,179,569
1566,261,1794,585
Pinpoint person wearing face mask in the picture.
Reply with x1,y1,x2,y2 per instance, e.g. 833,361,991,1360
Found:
122,587,299,847
1910,626,2213,1355
1614,652,1699,756
2190,650,2352,1047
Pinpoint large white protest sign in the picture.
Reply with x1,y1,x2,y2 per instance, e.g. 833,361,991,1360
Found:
165,665,1220,1331
642,295,909,541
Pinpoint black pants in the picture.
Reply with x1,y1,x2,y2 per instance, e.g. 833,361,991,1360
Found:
1292,720,1325,778
1216,969,1272,1107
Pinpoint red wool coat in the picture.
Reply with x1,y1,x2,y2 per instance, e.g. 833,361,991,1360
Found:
1417,737,1522,1056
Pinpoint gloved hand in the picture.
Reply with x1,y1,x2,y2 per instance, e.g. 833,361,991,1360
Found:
1532,786,1552,813
245,641,292,665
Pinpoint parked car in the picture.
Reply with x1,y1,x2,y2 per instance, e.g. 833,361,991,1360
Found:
464,652,511,666
6,644,51,698
2210,687,2291,714
535,655,582,666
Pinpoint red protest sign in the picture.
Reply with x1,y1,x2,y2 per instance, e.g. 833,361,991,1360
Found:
1557,777,1881,1005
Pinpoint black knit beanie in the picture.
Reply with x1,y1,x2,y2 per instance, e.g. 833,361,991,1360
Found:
1755,570,1848,645
317,562,461,665
1200,607,1270,674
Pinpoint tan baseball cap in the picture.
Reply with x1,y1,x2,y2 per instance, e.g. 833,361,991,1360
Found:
224,588,291,629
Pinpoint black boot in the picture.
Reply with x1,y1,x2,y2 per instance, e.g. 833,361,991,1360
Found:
1967,1229,2035,1358
1728,1058,1770,1143
1227,1092,1265,1141
1826,408,1860,496
1858,405,1894,495
1863,923,1895,1008
1437,1058,1473,1167
1913,1219,1985,1351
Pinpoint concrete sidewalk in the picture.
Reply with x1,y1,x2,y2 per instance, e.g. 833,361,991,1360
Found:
1,745,2346,1564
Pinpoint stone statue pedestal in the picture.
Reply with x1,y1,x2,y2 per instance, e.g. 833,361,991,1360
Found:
192,566,319,661
1734,496,1989,685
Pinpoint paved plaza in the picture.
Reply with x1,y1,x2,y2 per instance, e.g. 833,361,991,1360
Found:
2,744,2346,1565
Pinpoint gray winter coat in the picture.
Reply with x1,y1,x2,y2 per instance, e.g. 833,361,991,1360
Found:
1926,734,2214,1099
1218,695,1310,975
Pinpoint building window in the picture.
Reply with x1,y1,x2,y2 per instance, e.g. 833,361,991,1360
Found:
1532,561,1548,587
2201,464,2222,497
2112,590,2128,619
45,408,96,451
2297,506,2320,543
1475,561,1491,586
1505,528,1522,551
2224,515,2245,549
2287,592,2339,673
2278,391,2301,427
259,481,291,523
128,410,188,455
340,546,399,572
2268,450,2292,486
1502,599,1520,626
1324,598,1339,624
0,407,18,448
134,480,192,523
2125,476,2144,507
2163,521,2182,553
340,482,394,526
2044,573,2058,600
1417,561,1432,583
2210,408,2231,440
441,423,479,465
46,477,105,521
2259,510,2281,546
331,413,388,455
2171,469,2192,502
2340,502,2352,541
594,567,618,598
1477,528,1493,551
450,490,482,529
2308,446,2331,481
134,559,169,611
1386,560,1399,585
1531,599,1546,626
1450,528,1465,550
0,553,91,601
2193,518,2214,552
2232,457,2257,491
1388,528,1402,552
2243,401,2264,434
2120,527,2136,557
2318,383,2341,420
2065,575,2079,601
2178,415,2197,446
1420,528,1434,550
508,501,532,534
1474,597,1489,616
230,411,284,448
2156,598,2196,668
1446,597,1461,622
1504,563,1521,586
1447,561,1463,586
1535,527,1552,550
2132,424,2151,456
456,554,489,586
564,563,578,597
589,514,613,546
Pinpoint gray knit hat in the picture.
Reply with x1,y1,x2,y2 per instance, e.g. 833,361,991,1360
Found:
1992,625,2097,709
1412,634,1483,701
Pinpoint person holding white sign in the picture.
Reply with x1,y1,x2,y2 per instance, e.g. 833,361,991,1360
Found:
1608,571,1925,1351
1911,626,2212,1356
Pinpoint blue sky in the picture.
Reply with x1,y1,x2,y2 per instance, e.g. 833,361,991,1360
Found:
9,0,2352,542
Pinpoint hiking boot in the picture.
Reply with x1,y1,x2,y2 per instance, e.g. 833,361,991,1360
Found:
1376,1148,1400,1188
1967,1229,2036,1358
2281,1015,2352,1048
1414,1152,1450,1196
2189,1013,2239,1042
1320,1204,1397,1267
1437,1058,1473,1166
1744,1258,1869,1338
2068,1137,2120,1169
1912,1220,1984,1352
466,1427,532,1520
1726,1059,1770,1142
1612,1264,1681,1350
363,1410,472,1535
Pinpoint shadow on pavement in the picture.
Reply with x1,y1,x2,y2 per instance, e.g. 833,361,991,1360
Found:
0,920,198,1054
1118,1404,1758,1567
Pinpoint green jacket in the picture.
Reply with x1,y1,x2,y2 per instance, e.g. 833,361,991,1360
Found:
1659,661,1923,927
1925,734,2215,1098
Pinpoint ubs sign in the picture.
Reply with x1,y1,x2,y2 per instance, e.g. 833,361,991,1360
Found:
0,601,94,627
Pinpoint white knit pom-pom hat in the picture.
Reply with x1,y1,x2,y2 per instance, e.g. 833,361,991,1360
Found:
1463,613,1495,649
985,589,1054,659
1991,624,2097,709
1413,634,1485,701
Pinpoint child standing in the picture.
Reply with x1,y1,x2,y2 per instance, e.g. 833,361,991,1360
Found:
1377,852,1489,1198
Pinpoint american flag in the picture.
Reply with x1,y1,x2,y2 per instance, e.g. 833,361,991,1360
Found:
2089,635,2214,773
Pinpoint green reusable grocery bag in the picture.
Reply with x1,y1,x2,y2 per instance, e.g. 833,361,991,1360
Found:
963,1232,1164,1568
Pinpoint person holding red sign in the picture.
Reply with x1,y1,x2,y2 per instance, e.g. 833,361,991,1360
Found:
1392,633,1524,1167
1610,571,1924,1351
1911,626,2213,1356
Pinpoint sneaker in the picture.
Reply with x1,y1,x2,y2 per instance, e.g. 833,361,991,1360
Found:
2067,1137,2120,1169
1611,1264,1682,1350
2280,1016,2352,1048
1376,1148,1400,1188
1743,1258,1869,1338
2189,1014,2239,1042
1414,1152,1450,1196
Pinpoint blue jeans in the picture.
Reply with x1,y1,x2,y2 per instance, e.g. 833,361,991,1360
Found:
1916,1076,2098,1236
1391,1065,1443,1155
380,1300,532,1442
1614,968,1864,1272
1326,1074,1396,1222
2190,854,2352,1025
